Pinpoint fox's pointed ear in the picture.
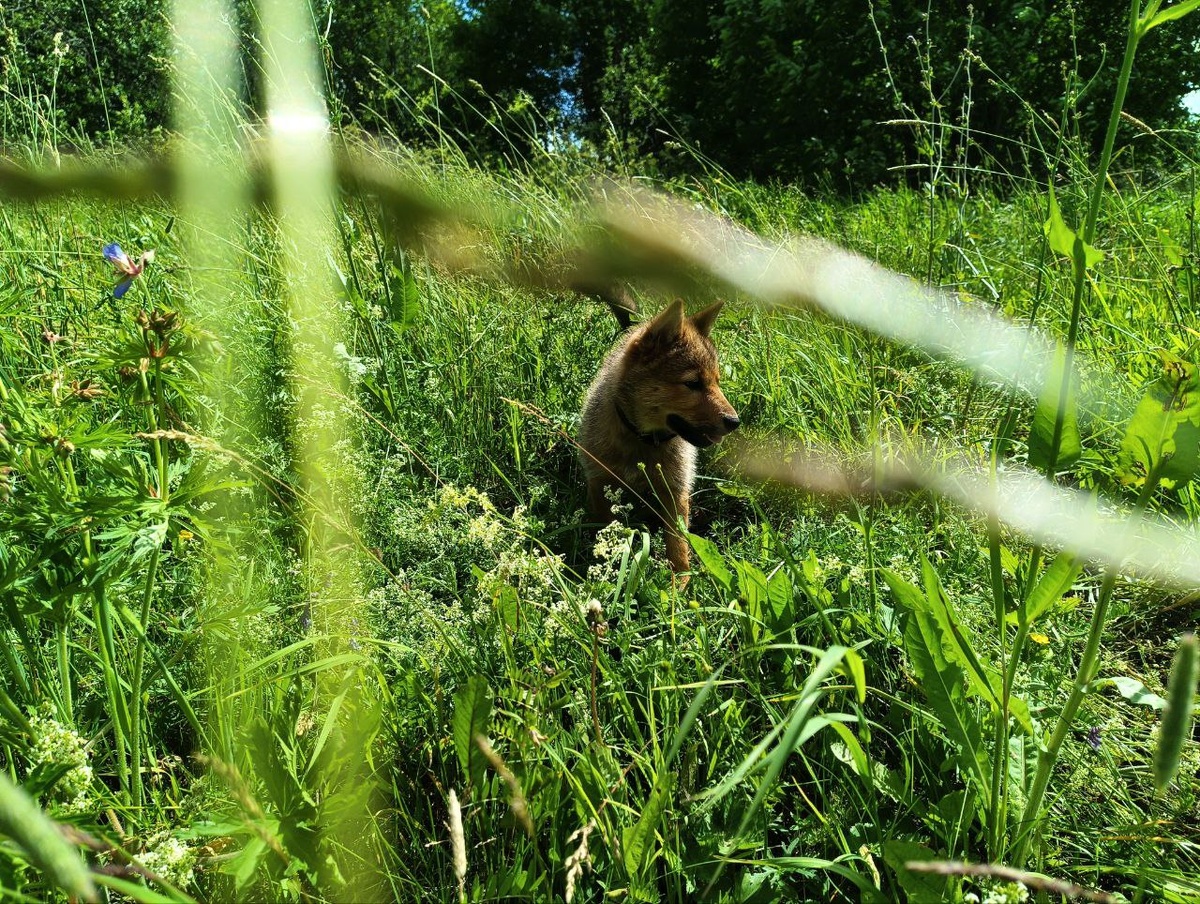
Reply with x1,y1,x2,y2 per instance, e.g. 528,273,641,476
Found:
691,300,725,337
644,298,685,343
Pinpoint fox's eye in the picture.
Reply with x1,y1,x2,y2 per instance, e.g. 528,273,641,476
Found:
684,379,704,391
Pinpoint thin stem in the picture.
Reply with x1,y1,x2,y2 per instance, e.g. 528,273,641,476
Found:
129,545,162,814
986,459,1009,860
130,347,170,816
91,582,130,795
1014,466,1161,867
56,622,72,717
1025,0,1143,589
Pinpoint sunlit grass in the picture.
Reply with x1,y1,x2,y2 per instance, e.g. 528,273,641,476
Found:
1,1,1199,900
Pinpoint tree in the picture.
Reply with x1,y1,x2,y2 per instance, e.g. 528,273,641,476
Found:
631,0,1200,186
0,0,172,140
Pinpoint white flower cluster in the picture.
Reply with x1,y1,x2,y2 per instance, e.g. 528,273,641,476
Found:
27,711,94,814
138,832,196,890
964,881,1030,904
587,520,634,584
434,484,564,619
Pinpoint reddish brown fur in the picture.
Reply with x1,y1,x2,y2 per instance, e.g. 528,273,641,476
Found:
579,299,740,572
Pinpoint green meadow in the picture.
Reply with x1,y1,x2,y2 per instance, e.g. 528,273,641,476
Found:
2,1,1200,902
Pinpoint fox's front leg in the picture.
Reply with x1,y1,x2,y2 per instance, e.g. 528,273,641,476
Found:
664,527,691,574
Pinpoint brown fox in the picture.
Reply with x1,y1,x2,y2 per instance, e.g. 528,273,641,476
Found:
579,299,741,573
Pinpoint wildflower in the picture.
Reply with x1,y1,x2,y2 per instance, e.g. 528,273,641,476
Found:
102,243,155,299
1086,726,1102,751
585,598,607,639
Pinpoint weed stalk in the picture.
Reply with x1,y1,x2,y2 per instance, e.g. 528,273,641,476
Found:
1014,463,1163,866
129,322,170,814
1025,0,1141,586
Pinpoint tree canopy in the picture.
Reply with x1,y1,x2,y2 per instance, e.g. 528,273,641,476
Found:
4,0,1198,186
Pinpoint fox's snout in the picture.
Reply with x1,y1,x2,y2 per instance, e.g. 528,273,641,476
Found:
704,389,740,441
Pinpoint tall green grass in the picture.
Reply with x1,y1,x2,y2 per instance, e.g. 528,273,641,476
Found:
1,1,1199,902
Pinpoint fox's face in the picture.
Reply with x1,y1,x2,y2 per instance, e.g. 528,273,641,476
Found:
621,299,740,447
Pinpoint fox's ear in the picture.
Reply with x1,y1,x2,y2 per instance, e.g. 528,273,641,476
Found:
690,300,725,337
644,298,685,343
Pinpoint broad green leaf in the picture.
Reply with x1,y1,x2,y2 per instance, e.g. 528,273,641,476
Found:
452,676,492,791
1155,634,1199,790
689,533,732,590
1028,343,1082,471
828,721,870,780
231,835,266,889
1143,0,1200,33
920,560,1000,708
1116,353,1200,489
884,569,989,796
1023,553,1082,626
733,559,769,641
495,584,519,631
1007,695,1034,736
1044,187,1104,269
1159,227,1186,267
387,263,421,335
841,647,867,703
622,772,671,876
882,840,945,902
1101,675,1167,710
766,567,796,632
913,563,1033,734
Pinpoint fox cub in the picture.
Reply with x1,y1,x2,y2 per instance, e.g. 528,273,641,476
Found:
579,299,740,572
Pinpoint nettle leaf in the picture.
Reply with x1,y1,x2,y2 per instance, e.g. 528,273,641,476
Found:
1116,352,1200,489
1045,187,1104,270
1028,343,1082,472
452,676,492,792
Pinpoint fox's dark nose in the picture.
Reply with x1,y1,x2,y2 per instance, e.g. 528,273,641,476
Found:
723,415,741,433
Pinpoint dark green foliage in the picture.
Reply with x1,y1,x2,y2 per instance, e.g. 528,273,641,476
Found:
0,0,172,139
10,2,1200,184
